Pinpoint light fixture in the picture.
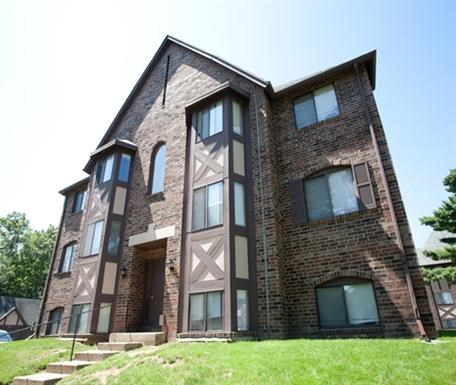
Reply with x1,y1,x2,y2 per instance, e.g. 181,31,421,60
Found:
121,266,128,277
166,258,176,272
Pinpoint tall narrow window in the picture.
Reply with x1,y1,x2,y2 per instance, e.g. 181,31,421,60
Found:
118,153,132,183
96,154,114,185
107,221,122,256
72,190,86,213
82,220,104,256
233,101,243,136
192,182,223,230
236,290,249,331
46,308,63,335
151,144,167,194
196,101,223,140
68,303,90,333
59,243,76,273
234,182,246,227
189,293,205,331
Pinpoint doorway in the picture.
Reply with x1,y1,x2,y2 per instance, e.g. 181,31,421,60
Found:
142,257,165,330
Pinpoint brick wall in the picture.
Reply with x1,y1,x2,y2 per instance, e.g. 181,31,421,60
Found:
270,65,435,337
40,186,88,335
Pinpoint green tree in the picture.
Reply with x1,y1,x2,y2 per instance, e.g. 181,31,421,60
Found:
420,169,456,282
0,212,57,298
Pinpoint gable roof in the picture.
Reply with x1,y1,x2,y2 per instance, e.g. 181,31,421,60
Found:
94,35,377,152
417,230,454,267
96,35,271,148
0,297,41,326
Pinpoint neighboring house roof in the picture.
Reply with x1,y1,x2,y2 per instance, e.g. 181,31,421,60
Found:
417,231,454,267
0,297,41,326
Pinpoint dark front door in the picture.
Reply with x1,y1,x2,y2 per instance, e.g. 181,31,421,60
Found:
142,257,165,329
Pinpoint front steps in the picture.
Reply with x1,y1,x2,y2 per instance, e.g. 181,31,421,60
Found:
12,332,166,385
109,332,166,346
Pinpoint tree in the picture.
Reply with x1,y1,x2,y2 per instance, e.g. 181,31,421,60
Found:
0,212,57,298
420,169,456,282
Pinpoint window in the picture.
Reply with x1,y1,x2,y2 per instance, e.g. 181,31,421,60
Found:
151,144,167,194
72,190,86,213
82,220,104,256
196,101,223,140
97,303,112,333
107,221,122,256
294,84,339,128
46,308,63,335
189,291,223,331
233,101,243,136
234,182,246,227
442,319,456,329
68,303,90,333
59,243,76,273
192,182,223,230
236,290,249,331
435,291,454,305
118,153,132,183
96,154,115,185
316,280,379,328
304,168,358,221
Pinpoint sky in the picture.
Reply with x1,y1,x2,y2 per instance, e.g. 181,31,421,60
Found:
0,0,454,247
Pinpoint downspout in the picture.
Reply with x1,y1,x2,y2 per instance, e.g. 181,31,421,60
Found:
354,62,428,339
37,196,67,337
253,86,271,338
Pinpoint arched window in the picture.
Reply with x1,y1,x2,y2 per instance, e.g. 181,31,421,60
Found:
316,278,379,328
150,143,167,194
46,307,63,335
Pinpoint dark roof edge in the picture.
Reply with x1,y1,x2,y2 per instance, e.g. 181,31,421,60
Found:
96,35,270,149
83,139,138,173
59,177,90,196
273,50,377,98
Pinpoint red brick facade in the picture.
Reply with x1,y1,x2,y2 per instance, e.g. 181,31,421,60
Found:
39,37,435,340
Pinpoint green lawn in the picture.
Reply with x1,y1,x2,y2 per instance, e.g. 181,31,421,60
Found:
59,337,456,385
0,338,92,385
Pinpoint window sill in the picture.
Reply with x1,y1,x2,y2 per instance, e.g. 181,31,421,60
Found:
304,207,377,227
319,324,383,336
68,210,83,217
147,191,165,202
191,223,224,234
54,271,72,278
297,113,342,130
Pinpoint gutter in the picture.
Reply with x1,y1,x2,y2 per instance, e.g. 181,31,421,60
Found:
354,62,428,339
37,196,67,337
253,86,271,338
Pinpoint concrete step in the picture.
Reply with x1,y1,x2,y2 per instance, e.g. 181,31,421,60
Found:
97,342,143,351
46,360,94,374
12,372,68,385
74,350,118,362
109,332,166,346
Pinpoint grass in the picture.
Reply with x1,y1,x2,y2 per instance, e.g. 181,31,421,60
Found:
59,337,456,385
0,338,92,385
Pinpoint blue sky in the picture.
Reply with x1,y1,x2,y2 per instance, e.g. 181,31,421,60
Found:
0,1,454,247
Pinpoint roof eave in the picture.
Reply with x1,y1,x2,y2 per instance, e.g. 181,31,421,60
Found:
83,139,138,174
59,177,90,196
273,50,377,98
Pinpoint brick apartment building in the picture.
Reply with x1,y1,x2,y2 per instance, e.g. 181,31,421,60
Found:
38,36,436,340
